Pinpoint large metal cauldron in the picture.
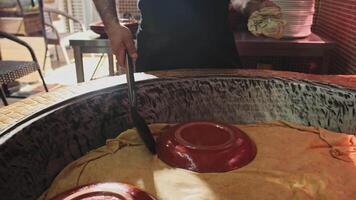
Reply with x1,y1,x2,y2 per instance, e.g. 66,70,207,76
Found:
0,69,355,199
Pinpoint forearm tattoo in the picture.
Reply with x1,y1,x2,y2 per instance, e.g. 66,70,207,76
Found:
93,0,119,26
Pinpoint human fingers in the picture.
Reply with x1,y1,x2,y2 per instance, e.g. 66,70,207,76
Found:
124,38,138,61
118,46,126,68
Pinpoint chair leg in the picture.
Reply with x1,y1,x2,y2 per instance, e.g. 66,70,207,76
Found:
37,69,49,92
43,46,48,72
60,42,70,64
55,45,60,61
2,84,10,96
0,86,8,106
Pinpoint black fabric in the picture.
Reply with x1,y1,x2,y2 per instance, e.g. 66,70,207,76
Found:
136,0,240,71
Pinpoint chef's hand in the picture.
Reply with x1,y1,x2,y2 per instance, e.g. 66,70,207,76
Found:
106,22,137,68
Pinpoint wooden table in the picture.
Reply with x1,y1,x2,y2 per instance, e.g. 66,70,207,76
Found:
235,32,336,74
69,31,115,83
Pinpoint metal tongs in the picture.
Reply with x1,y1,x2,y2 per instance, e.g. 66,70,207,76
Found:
125,53,156,154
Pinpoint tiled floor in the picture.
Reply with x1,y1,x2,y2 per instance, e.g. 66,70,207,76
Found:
1,46,114,108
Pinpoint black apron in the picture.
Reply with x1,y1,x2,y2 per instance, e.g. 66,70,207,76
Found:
136,0,240,72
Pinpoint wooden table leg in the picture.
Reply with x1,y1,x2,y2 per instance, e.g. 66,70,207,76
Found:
116,58,120,73
108,53,114,76
73,46,85,83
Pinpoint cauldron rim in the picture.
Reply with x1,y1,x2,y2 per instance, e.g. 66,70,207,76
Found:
1,73,355,140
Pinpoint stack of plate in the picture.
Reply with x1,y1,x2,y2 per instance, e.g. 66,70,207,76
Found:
272,0,315,38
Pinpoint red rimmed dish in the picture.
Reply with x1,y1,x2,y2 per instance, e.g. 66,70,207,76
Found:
51,182,156,200
156,121,257,173
90,20,139,38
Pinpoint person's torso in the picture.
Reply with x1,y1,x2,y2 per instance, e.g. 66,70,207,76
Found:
136,0,239,71
138,0,230,35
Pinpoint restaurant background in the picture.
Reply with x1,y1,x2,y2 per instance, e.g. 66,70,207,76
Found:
38,0,355,74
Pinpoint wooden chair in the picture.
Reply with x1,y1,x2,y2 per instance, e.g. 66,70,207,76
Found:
0,31,48,106
0,0,42,36
42,7,86,66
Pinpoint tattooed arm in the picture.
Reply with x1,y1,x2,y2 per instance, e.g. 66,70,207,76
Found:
93,0,137,67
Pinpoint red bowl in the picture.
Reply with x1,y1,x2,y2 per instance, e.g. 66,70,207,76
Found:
51,182,156,200
90,20,139,39
156,121,257,173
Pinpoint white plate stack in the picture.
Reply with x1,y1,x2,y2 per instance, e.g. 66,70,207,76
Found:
272,0,315,38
